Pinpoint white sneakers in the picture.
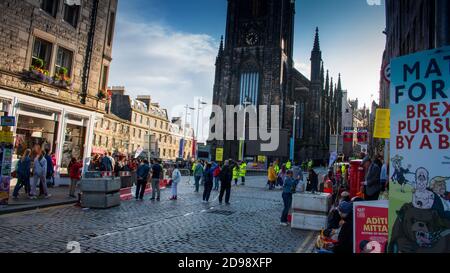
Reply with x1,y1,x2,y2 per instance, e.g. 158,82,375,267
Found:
280,222,289,226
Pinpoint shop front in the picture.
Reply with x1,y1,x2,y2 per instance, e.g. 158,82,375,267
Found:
0,89,101,185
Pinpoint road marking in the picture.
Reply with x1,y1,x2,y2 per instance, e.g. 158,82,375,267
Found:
184,212,194,217
296,232,316,253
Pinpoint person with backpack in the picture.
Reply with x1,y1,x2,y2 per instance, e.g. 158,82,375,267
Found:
280,170,299,226
213,163,221,191
12,149,31,199
30,151,50,199
44,149,54,188
219,160,232,205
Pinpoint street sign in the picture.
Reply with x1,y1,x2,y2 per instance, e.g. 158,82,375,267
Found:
382,63,391,83
373,109,390,139
1,116,15,127
215,148,223,162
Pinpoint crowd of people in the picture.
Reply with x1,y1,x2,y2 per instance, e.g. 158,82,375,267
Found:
12,146,56,200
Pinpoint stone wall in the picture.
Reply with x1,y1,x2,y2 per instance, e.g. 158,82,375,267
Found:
0,0,118,112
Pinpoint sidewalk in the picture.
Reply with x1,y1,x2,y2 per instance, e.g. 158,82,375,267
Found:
0,184,77,215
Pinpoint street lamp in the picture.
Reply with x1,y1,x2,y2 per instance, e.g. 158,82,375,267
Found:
241,97,252,161
196,99,207,159
287,102,298,161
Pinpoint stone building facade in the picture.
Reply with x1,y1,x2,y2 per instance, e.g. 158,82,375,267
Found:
0,0,118,181
209,0,341,163
92,113,130,156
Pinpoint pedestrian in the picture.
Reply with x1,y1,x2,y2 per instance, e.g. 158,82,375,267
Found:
203,163,214,203
101,152,113,172
12,149,31,199
213,163,221,191
232,163,239,186
239,161,247,186
107,152,115,172
193,160,204,192
306,168,318,193
364,157,382,201
280,170,299,226
44,149,54,188
150,159,163,201
219,160,232,205
276,165,287,188
286,160,292,170
170,164,182,200
68,157,83,198
267,163,277,190
30,151,50,199
135,159,150,201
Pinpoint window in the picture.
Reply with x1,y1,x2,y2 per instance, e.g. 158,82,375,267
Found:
99,135,103,145
63,2,80,27
138,129,142,139
140,115,143,124
107,12,116,47
239,72,260,105
93,134,97,145
105,137,109,147
55,47,73,77
160,121,163,129
41,0,59,17
101,66,109,91
32,38,53,70
146,118,149,126
154,120,157,127
133,128,136,137
134,113,137,123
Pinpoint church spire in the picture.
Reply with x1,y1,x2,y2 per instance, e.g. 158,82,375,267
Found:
337,73,342,91
219,35,224,55
324,70,330,96
313,27,320,52
320,62,325,88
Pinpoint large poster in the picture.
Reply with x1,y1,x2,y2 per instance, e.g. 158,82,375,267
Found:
388,46,450,253
354,201,389,253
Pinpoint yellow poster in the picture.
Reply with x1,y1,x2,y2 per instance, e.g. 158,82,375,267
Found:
216,148,224,162
373,109,390,139
257,155,266,163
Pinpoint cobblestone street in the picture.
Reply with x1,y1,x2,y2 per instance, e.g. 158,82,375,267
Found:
0,176,317,253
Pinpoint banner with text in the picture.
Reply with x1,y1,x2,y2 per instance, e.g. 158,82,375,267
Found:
388,46,450,253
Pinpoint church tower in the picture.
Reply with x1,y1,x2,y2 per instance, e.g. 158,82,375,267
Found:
211,0,297,161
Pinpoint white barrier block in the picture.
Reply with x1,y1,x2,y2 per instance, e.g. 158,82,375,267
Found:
292,192,331,213
291,211,328,231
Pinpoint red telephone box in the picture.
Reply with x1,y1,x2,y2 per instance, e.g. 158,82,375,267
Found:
349,160,365,198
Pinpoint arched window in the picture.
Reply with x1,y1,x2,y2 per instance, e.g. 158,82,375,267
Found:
239,71,259,105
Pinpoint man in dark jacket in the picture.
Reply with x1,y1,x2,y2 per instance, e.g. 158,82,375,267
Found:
219,160,232,205
135,160,150,201
364,157,382,201
101,153,113,172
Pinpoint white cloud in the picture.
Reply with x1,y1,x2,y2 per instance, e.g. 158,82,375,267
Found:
109,17,218,123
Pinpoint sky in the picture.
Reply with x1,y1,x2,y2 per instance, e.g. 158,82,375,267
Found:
109,0,386,142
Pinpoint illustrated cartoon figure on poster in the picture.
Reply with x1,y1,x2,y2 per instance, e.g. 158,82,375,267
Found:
412,167,435,209
391,155,414,193
430,177,450,220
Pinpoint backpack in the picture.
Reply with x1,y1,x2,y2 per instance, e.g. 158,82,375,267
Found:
213,167,221,177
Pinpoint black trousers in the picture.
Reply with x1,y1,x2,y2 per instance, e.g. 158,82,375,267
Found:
203,182,213,201
219,182,231,203
136,179,147,200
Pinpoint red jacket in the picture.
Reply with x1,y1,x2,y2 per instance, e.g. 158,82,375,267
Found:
69,161,83,180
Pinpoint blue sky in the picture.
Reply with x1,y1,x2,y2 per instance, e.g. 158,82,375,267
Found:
109,0,386,141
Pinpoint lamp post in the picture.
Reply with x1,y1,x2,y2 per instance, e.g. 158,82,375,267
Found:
287,102,298,161
196,99,207,159
241,97,251,161
184,105,194,159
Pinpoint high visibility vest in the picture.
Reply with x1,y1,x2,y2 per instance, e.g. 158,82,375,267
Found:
232,167,239,179
274,164,280,174
191,163,196,172
239,163,247,177
286,161,292,170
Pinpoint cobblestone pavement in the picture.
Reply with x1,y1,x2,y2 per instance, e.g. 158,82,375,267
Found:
0,176,317,253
